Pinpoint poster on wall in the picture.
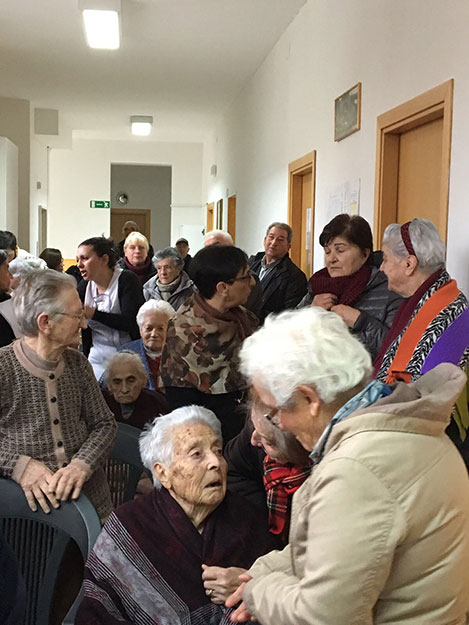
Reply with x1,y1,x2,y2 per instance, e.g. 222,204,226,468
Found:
326,179,360,222
334,82,362,141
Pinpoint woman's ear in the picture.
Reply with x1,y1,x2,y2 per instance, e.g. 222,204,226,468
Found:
404,254,419,276
153,462,171,489
363,248,371,262
36,312,52,335
215,281,229,298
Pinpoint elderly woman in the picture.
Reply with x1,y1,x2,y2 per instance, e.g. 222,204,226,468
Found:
76,405,276,624
299,214,401,358
116,299,175,390
0,256,48,347
225,306,469,624
77,236,144,379
143,247,195,310
374,218,469,382
0,270,116,520
161,245,257,442
102,351,168,429
39,247,64,272
119,231,157,286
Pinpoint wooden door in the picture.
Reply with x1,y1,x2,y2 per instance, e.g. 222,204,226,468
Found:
288,152,316,277
206,202,215,232
110,208,151,243
227,195,236,244
374,80,453,246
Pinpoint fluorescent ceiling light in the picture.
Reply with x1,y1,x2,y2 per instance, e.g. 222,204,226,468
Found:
130,116,153,136
80,0,121,50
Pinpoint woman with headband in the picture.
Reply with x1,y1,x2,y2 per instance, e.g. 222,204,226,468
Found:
374,218,469,385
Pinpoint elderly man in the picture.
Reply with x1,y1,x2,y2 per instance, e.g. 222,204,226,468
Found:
249,222,307,323
226,306,469,625
102,351,167,429
175,237,192,273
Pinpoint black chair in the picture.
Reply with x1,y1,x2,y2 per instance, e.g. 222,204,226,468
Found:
104,422,147,507
0,478,101,625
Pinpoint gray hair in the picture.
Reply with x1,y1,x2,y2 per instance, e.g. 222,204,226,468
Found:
139,405,222,488
154,247,183,269
0,249,7,267
204,229,234,246
105,351,148,385
136,300,175,327
9,256,47,282
382,218,446,273
13,270,76,337
240,307,371,407
266,222,293,243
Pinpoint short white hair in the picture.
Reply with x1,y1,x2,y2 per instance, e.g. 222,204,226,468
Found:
239,307,372,406
104,351,147,384
136,299,175,327
9,256,47,280
204,229,233,246
382,218,445,273
139,405,222,488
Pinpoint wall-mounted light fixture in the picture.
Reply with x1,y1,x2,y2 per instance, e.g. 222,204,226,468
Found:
79,0,121,50
130,115,153,136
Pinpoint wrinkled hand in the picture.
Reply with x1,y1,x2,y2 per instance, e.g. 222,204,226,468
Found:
226,573,253,622
202,565,247,605
46,461,90,503
83,306,96,320
331,304,360,327
19,458,58,513
312,293,337,310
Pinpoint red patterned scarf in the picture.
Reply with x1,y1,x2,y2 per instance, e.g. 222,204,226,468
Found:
263,456,312,536
308,263,371,305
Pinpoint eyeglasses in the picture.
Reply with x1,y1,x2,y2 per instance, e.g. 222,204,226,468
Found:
228,270,252,284
54,311,85,321
263,407,280,425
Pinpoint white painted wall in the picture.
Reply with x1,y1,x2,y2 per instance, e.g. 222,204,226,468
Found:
0,137,19,234
48,139,204,258
205,0,469,295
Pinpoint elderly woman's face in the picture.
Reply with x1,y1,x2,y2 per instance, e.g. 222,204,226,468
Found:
157,258,181,285
125,240,148,267
107,361,146,404
380,243,411,297
324,236,369,277
0,261,13,292
49,288,87,347
250,401,289,464
140,310,169,352
162,422,226,511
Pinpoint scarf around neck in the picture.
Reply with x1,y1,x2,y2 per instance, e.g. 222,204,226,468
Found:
124,255,152,285
308,263,371,306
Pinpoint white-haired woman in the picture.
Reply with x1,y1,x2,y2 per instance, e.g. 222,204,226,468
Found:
226,306,469,625
0,256,48,347
102,351,168,429
115,299,175,390
77,405,276,625
143,247,195,310
0,270,116,520
119,231,157,286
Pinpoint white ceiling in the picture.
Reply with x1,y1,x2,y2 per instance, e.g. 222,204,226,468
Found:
0,0,306,142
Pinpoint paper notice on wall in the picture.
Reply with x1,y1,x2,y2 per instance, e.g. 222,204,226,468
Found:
305,207,312,250
327,179,360,220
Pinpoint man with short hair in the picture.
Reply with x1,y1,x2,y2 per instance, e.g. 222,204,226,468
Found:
204,229,233,247
249,222,307,323
175,237,192,273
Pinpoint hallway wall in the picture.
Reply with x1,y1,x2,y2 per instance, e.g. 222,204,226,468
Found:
204,0,469,295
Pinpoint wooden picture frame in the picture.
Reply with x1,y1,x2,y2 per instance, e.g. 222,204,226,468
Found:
216,199,223,229
334,82,361,142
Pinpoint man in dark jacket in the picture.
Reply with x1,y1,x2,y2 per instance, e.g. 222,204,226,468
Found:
249,222,307,323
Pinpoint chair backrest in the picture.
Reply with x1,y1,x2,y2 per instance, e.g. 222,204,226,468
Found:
0,478,101,625
105,422,146,507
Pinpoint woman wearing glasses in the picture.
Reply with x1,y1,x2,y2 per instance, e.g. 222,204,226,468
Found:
0,270,116,521
77,237,144,379
160,245,257,443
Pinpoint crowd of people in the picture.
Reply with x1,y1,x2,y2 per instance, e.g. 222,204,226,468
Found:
0,214,468,625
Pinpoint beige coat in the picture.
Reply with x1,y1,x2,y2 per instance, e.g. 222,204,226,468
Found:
244,364,469,625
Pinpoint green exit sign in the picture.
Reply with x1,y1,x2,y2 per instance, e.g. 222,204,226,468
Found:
90,200,110,208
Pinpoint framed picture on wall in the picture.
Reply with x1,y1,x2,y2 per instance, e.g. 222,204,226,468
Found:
334,82,361,142
216,199,223,229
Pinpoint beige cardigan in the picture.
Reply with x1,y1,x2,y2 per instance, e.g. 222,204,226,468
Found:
244,364,469,625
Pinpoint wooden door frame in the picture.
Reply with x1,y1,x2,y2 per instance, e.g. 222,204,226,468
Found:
227,195,236,244
288,151,316,268
373,79,453,247
206,202,215,232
